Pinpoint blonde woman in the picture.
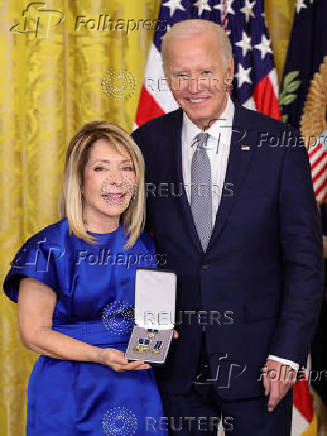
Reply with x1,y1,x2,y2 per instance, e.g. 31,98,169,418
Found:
3,122,167,436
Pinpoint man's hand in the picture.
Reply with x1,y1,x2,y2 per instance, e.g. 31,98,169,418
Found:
263,359,297,412
323,235,327,259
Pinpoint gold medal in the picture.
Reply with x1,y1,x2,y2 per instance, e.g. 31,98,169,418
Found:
147,329,159,338
152,340,163,355
135,338,150,354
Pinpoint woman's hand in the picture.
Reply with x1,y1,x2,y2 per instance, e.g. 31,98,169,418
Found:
96,348,151,372
96,329,179,372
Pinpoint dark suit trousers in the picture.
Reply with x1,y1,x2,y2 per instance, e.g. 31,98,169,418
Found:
159,334,293,436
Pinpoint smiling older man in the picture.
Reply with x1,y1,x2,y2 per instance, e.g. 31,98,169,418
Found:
133,19,323,436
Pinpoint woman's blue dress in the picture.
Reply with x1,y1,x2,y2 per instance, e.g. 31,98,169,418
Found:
3,218,167,436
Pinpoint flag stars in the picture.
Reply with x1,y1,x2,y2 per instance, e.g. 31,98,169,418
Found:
226,0,235,15
235,64,252,87
296,0,307,13
195,0,211,15
240,0,256,23
235,31,252,57
254,34,273,59
212,2,224,14
163,0,185,17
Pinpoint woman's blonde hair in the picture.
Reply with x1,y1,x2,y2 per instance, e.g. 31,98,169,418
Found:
59,121,145,249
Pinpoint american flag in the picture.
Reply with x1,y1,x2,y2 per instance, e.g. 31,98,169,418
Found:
282,0,327,206
308,139,327,203
134,1,314,435
135,0,281,127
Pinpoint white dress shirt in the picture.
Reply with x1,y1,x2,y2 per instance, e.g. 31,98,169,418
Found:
182,96,234,226
181,97,299,373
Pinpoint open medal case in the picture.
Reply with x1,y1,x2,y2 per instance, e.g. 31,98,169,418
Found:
125,268,177,365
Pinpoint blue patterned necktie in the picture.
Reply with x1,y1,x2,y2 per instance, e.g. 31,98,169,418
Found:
191,132,212,252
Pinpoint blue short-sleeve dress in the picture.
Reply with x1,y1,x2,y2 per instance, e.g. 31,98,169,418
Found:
3,218,167,436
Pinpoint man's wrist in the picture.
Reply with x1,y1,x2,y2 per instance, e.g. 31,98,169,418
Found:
268,354,299,373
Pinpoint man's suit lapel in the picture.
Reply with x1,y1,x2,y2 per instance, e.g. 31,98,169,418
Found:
170,104,255,254
207,104,255,251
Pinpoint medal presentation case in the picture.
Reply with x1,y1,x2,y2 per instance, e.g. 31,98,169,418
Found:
125,268,177,365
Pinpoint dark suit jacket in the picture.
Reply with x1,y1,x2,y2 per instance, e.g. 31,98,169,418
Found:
132,102,323,400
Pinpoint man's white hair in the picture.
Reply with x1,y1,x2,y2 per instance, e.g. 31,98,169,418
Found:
162,19,233,71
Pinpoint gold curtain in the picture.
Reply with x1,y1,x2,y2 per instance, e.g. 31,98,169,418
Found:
0,1,160,434
265,0,297,85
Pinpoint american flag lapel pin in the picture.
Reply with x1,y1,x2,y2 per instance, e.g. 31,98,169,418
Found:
241,145,251,151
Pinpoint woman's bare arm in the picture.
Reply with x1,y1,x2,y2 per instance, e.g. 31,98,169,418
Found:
17,277,150,372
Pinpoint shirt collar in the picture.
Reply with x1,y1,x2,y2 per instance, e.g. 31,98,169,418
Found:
183,95,235,145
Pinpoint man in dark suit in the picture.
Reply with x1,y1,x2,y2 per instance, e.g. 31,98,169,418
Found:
132,19,323,435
